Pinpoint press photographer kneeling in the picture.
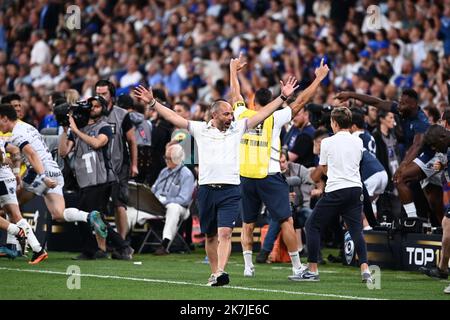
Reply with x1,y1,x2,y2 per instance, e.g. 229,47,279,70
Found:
57,96,133,260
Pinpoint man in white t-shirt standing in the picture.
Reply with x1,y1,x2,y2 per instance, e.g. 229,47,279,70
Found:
293,107,373,283
230,54,330,279
134,74,298,287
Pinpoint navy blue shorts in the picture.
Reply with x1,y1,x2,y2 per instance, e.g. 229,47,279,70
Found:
197,185,241,235
240,173,291,223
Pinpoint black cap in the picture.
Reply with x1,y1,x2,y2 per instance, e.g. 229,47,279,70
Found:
117,93,134,109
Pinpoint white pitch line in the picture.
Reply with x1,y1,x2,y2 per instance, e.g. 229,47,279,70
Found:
0,267,386,300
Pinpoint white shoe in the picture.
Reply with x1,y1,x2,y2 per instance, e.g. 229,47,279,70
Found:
244,266,255,277
444,284,450,294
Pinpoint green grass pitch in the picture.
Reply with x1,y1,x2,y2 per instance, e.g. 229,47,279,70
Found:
0,249,449,300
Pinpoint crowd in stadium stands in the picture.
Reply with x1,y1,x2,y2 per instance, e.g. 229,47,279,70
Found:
0,0,449,266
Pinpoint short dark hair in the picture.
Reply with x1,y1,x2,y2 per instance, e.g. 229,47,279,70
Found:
351,109,366,129
313,127,329,140
401,88,419,101
0,104,18,121
424,105,441,123
174,101,190,112
424,124,449,149
331,107,352,129
94,79,116,98
1,94,21,104
254,88,272,106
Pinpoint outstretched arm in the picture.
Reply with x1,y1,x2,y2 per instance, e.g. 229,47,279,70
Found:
289,58,330,116
247,76,299,129
230,52,247,105
134,85,188,129
335,91,392,111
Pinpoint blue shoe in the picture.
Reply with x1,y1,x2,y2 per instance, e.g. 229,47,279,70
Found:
0,246,19,259
88,211,108,238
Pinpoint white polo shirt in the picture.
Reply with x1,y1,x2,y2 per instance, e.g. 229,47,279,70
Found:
319,131,363,193
234,104,292,173
188,119,248,185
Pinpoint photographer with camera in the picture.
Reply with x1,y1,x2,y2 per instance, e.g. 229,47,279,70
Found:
58,96,133,260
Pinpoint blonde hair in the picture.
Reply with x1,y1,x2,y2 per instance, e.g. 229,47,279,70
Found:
65,89,80,105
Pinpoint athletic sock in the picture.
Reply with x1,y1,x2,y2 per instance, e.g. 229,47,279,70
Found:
63,208,89,222
403,202,418,218
243,250,254,269
16,219,42,253
6,232,20,253
6,223,20,236
289,251,302,270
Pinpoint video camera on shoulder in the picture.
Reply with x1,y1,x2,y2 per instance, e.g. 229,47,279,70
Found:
54,100,92,129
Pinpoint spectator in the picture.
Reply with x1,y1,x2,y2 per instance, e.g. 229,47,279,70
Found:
151,144,195,255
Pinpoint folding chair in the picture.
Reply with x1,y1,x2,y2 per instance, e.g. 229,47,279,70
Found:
127,181,192,254
138,214,191,254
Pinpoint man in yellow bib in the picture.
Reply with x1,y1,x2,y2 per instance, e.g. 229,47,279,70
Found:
230,54,329,279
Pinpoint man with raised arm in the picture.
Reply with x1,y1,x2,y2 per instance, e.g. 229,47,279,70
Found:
229,54,330,280
134,70,298,287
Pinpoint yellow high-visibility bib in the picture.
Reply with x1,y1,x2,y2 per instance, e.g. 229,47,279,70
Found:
234,101,273,179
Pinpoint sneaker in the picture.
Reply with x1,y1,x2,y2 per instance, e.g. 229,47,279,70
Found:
88,211,108,238
207,274,216,286
207,271,230,287
444,284,450,294
419,266,449,280
255,249,270,264
94,250,109,259
111,246,134,260
153,245,169,256
72,252,96,260
0,246,19,259
288,268,320,282
244,266,255,277
28,249,48,265
362,271,374,284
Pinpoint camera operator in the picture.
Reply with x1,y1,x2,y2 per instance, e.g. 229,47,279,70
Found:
95,80,138,242
58,96,133,260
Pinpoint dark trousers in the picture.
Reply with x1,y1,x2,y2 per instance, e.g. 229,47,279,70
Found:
305,187,368,265
78,183,128,256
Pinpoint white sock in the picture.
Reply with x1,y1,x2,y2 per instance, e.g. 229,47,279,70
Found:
6,232,20,252
6,223,20,236
403,202,417,218
63,208,89,222
289,251,302,270
17,219,42,253
243,250,254,269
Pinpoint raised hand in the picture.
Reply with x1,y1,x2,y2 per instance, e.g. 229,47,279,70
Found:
314,58,330,81
280,76,299,97
134,85,154,104
230,52,247,72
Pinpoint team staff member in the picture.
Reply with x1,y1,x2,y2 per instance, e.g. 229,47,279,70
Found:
134,73,298,287
295,107,373,283
230,54,329,278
